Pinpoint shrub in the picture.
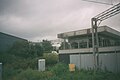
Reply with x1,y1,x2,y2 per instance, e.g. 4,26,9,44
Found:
49,63,68,76
3,68,22,80
43,53,58,66
8,41,44,58
15,69,53,80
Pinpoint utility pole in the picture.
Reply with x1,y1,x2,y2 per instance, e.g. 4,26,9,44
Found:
91,2,120,70
91,18,99,69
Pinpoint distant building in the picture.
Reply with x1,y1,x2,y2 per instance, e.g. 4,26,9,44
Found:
50,39,63,51
58,26,120,72
0,32,27,52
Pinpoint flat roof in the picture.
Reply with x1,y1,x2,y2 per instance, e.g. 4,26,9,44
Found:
58,26,120,39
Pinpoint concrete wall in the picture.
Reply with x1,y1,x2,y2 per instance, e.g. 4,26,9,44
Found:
70,54,94,70
99,53,117,72
70,55,81,69
68,52,120,72
59,46,120,54
59,54,70,64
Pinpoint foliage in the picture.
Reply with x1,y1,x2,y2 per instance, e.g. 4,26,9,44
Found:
8,41,29,58
0,41,44,80
2,59,120,80
15,69,53,80
8,41,44,58
6,63,120,80
47,63,120,80
43,53,58,66
1,40,120,80
3,67,22,80
48,63,68,76
28,42,44,57
41,40,53,53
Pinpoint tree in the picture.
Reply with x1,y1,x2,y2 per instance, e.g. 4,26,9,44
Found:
8,41,44,58
41,40,53,53
31,43,44,57
8,41,29,58
43,53,58,66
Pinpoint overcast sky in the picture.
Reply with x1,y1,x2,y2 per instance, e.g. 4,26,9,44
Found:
0,0,120,42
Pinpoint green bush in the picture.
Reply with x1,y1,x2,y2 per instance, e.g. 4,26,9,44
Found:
43,53,58,66
1,40,120,80
3,68,22,80
3,62,120,80
49,63,68,76
8,41,44,58
15,69,53,80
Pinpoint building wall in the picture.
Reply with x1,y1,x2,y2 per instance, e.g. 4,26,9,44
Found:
0,32,27,52
59,54,70,64
58,26,120,72
59,46,120,54
68,52,120,72
99,53,116,72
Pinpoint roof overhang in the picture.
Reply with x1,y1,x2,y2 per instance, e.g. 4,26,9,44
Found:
58,26,120,39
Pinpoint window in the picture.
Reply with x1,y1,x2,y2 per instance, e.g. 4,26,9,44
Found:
71,42,78,49
79,41,87,48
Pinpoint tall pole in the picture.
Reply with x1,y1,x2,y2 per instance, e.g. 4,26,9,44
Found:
91,18,96,69
82,1,120,70
91,2,120,70
91,18,99,70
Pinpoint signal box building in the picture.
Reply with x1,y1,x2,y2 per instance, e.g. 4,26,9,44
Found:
58,26,120,72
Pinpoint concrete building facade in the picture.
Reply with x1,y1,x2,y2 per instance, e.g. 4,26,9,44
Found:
58,26,120,72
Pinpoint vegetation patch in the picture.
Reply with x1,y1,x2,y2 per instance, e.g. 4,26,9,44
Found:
0,41,120,80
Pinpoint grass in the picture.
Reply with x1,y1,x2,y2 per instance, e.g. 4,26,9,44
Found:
5,63,120,80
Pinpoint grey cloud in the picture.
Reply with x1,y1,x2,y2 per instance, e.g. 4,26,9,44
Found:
0,0,120,41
